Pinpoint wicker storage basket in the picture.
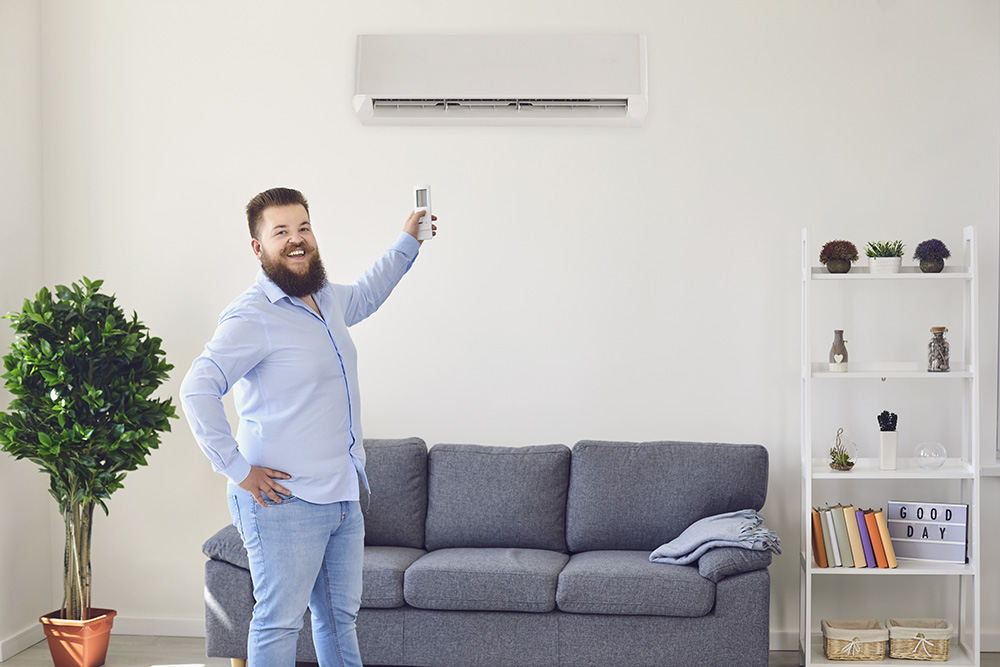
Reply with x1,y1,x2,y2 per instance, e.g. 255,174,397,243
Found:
887,618,952,661
821,619,887,661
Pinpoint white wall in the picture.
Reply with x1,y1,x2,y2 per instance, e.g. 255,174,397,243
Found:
0,0,54,659
1,0,997,653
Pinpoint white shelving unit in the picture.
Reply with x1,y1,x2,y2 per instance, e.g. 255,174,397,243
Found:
800,227,980,666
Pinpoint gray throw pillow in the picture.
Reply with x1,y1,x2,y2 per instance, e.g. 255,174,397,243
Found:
424,443,571,552
362,437,428,549
566,440,769,552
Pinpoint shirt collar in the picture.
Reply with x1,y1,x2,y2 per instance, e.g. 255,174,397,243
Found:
255,268,330,314
256,268,291,304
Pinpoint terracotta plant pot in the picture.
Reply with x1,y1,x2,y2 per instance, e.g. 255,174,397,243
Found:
39,608,116,667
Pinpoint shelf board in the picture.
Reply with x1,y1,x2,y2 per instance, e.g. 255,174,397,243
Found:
800,549,976,576
807,558,975,576
810,362,973,379
809,266,972,280
810,457,975,479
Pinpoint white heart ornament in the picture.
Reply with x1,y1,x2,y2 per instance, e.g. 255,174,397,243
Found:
834,354,844,363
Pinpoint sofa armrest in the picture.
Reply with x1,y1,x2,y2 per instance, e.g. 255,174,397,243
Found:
697,547,772,583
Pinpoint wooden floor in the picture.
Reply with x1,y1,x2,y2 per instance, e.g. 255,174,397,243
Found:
1,637,997,666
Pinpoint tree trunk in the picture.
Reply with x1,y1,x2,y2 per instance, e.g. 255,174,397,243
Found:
63,500,94,620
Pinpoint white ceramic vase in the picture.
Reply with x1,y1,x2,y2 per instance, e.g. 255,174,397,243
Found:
879,431,897,470
869,257,902,274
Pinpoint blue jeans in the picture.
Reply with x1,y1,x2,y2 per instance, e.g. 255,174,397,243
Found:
228,484,365,667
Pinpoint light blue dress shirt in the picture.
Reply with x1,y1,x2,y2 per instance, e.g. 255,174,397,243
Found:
181,232,419,504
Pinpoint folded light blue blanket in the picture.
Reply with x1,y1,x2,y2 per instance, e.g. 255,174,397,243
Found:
649,509,781,565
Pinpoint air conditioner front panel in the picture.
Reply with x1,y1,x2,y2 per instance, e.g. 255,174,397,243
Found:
354,34,648,126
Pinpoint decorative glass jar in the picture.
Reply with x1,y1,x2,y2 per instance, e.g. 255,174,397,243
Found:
928,327,949,372
915,442,947,470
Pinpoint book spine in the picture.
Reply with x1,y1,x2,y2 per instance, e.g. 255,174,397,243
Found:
825,508,842,567
874,508,898,568
820,508,836,566
842,505,866,568
812,508,828,567
865,509,889,568
856,509,877,568
831,505,854,567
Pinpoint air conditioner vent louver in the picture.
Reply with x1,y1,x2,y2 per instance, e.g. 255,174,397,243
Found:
354,35,647,126
371,98,630,119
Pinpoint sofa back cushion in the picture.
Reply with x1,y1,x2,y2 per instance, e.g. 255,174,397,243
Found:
424,443,571,552
362,437,428,549
566,440,769,553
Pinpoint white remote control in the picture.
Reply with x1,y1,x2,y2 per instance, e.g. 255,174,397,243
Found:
413,185,433,241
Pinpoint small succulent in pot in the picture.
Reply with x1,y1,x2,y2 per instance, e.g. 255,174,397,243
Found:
819,240,859,274
913,238,950,273
828,427,856,471
865,240,905,274
877,410,898,432
865,240,906,258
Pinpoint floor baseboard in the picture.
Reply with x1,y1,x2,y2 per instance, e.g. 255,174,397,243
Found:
0,623,44,662
770,630,799,651
110,616,205,637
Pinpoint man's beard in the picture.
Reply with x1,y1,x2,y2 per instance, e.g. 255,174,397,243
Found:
260,245,328,298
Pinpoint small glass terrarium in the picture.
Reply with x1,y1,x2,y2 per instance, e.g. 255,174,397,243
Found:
914,442,947,470
828,428,857,471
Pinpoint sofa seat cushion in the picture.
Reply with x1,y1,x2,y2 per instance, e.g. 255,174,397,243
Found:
556,551,715,617
362,546,426,609
403,548,570,613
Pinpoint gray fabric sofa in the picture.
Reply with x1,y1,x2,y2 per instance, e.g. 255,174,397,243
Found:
202,438,774,666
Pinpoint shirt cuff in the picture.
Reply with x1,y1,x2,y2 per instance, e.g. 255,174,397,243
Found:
394,231,421,258
221,456,252,487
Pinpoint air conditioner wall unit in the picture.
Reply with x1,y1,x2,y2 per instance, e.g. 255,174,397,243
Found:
353,34,648,126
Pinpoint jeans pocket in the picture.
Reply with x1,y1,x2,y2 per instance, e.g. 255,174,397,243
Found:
257,491,297,507
227,489,243,537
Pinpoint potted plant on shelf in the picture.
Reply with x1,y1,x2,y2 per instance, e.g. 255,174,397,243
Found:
0,278,176,667
877,410,898,471
818,240,859,274
828,427,856,471
865,240,905,274
913,238,951,274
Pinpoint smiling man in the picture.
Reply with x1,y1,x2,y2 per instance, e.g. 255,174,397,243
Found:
180,187,435,667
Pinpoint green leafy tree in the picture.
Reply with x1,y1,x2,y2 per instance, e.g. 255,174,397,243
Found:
0,277,176,620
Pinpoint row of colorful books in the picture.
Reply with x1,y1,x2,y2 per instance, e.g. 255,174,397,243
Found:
811,504,897,568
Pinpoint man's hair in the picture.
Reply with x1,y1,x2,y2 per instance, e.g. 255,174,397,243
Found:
246,187,309,239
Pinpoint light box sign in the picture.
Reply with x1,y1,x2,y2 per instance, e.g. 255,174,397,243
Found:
886,501,968,564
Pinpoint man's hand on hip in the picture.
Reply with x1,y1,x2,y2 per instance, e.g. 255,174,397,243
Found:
238,465,292,507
